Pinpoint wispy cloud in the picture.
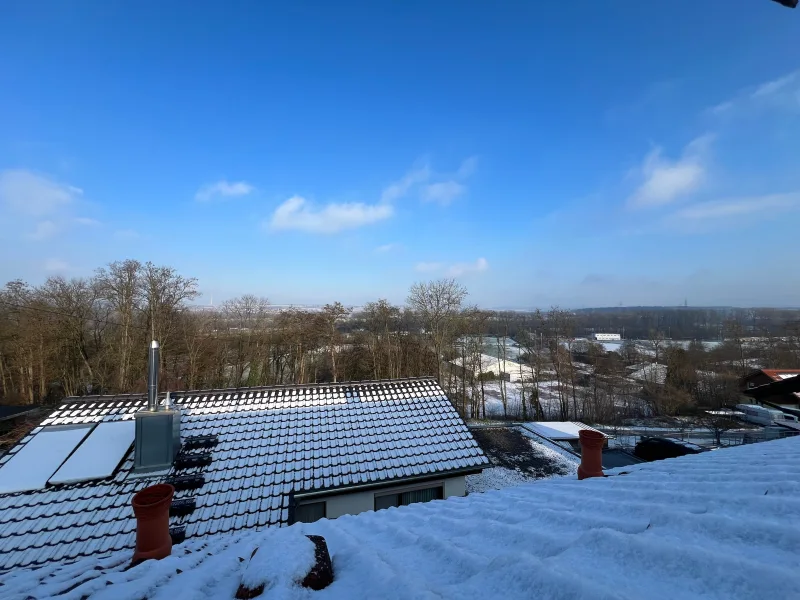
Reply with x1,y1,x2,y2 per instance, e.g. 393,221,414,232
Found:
447,257,489,277
380,165,431,203
414,257,489,277
708,70,800,116
74,217,101,226
195,180,255,202
267,195,393,234
375,243,400,253
457,156,479,179
751,71,799,99
628,135,712,208
663,192,800,233
421,156,478,206
421,181,465,205
0,169,82,217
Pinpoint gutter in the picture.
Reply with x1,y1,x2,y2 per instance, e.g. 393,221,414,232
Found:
293,464,487,500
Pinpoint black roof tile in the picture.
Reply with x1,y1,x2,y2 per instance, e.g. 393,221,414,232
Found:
0,377,488,572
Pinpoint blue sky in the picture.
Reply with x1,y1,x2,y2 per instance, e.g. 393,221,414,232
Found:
1,1,799,308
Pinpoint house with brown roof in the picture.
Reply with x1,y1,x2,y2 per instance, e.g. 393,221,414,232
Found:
741,369,800,409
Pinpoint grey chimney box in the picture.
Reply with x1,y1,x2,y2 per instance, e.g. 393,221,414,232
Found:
134,341,181,473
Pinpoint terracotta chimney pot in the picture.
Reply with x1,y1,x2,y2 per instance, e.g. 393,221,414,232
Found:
132,483,174,564
577,429,605,480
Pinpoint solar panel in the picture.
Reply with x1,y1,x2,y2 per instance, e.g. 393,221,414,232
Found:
0,425,94,494
48,420,136,485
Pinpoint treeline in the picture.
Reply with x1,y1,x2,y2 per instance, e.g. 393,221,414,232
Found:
0,263,467,405
2,259,799,425
570,306,800,341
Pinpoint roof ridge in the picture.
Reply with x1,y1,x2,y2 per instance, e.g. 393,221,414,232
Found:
59,377,441,405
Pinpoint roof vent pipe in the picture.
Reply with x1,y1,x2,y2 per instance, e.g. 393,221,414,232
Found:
147,341,160,412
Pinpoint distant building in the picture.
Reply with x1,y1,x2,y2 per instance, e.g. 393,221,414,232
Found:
591,333,621,342
741,369,800,409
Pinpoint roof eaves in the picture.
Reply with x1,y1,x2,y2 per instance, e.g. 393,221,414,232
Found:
292,463,488,500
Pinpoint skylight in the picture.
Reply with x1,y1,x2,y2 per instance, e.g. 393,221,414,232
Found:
0,425,94,494
48,420,136,485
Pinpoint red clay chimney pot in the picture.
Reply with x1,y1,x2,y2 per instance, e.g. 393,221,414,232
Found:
132,483,174,564
577,429,605,480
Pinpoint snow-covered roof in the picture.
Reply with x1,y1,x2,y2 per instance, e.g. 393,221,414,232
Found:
0,379,488,572
5,437,800,599
521,421,606,441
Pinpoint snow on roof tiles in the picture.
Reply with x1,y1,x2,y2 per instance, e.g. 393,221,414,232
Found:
4,436,800,599
0,378,488,573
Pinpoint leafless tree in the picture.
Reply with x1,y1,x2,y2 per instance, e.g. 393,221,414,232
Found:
320,302,349,383
95,260,142,391
406,279,467,384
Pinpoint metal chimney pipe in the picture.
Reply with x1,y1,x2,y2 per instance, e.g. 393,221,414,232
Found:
147,341,160,411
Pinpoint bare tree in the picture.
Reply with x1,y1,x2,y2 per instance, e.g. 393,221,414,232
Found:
95,260,142,391
696,412,739,446
407,279,467,384
320,302,349,383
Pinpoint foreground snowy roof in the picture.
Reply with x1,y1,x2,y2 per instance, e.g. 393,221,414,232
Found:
5,437,800,600
0,379,487,572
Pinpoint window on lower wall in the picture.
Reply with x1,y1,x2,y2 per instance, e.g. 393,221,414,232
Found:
295,500,326,523
374,485,444,511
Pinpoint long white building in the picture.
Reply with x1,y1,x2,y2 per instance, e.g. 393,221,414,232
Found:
591,333,621,341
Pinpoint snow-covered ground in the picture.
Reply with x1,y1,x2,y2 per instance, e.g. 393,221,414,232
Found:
8,437,800,600
466,466,533,493
474,380,566,420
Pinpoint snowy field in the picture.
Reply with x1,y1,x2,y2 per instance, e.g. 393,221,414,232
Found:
472,379,570,420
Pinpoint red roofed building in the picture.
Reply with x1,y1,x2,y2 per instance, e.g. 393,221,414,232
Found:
741,369,800,409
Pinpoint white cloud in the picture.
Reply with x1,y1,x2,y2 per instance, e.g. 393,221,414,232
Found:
669,192,800,222
44,258,70,272
195,180,255,202
414,258,489,277
266,158,478,236
708,100,734,115
28,220,59,240
74,217,101,226
0,169,82,217
751,71,799,99
708,70,800,116
422,181,466,205
380,165,431,203
267,195,394,234
375,243,400,253
447,257,489,277
628,135,712,208
420,156,478,205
